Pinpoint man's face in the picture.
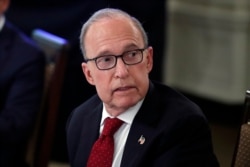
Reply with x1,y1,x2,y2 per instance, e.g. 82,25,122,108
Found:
81,17,153,115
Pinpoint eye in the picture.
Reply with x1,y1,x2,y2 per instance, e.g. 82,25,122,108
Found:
97,56,113,63
126,50,138,58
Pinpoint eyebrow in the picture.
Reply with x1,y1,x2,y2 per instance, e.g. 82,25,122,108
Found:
95,44,140,58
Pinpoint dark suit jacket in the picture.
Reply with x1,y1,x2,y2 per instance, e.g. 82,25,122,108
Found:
66,81,219,167
0,21,45,167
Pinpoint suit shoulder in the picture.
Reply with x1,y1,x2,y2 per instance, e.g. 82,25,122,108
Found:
150,81,203,116
70,94,101,118
5,21,43,54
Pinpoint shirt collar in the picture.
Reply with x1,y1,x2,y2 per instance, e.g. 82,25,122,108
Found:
0,15,5,32
101,99,144,126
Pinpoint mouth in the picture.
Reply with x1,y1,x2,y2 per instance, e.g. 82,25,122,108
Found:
114,86,136,93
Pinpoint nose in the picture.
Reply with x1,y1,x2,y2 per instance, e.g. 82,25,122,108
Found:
114,57,129,78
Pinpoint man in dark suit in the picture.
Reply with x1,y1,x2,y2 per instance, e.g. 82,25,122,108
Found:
0,0,45,166
66,8,219,167
6,1,166,162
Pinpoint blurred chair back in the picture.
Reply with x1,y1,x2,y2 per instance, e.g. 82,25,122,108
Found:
231,90,250,167
25,29,69,167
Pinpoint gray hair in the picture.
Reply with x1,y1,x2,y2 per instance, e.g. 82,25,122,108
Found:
79,8,148,60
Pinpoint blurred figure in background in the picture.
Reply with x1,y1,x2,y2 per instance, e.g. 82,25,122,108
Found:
0,0,45,166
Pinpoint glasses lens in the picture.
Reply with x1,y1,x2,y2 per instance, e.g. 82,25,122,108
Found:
123,50,143,65
93,48,145,70
96,56,116,70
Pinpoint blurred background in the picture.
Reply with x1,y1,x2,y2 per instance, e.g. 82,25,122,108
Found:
165,1,249,166
6,0,249,167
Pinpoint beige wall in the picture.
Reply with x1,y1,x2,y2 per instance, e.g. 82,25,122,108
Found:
164,0,250,104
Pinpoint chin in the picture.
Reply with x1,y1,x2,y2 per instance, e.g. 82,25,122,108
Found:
115,98,139,109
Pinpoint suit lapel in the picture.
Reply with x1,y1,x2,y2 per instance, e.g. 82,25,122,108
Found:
74,103,102,166
121,82,161,167
0,22,12,72
121,120,157,167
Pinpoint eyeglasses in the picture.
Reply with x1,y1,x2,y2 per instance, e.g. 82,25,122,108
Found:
85,48,147,70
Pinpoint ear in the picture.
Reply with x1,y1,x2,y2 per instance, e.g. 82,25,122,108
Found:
146,46,153,73
81,62,95,85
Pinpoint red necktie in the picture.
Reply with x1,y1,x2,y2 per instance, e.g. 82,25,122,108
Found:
87,117,124,167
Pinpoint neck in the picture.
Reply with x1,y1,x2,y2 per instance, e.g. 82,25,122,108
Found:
105,106,128,117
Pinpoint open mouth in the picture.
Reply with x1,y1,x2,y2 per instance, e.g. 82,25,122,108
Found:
114,86,135,93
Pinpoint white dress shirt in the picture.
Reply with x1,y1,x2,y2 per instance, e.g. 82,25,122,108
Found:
100,99,144,167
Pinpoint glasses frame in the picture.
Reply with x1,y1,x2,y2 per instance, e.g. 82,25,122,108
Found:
85,47,147,70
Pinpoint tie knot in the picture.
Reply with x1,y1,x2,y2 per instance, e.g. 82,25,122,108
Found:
102,117,123,136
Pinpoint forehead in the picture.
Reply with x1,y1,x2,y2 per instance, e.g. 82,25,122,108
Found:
84,17,143,56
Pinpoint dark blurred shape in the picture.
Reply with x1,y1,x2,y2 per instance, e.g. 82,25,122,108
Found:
231,90,250,167
0,14,45,167
25,29,69,167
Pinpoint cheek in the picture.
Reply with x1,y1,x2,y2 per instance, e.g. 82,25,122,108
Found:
93,73,111,94
92,71,109,83
136,63,151,77
94,80,113,104
132,66,149,86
